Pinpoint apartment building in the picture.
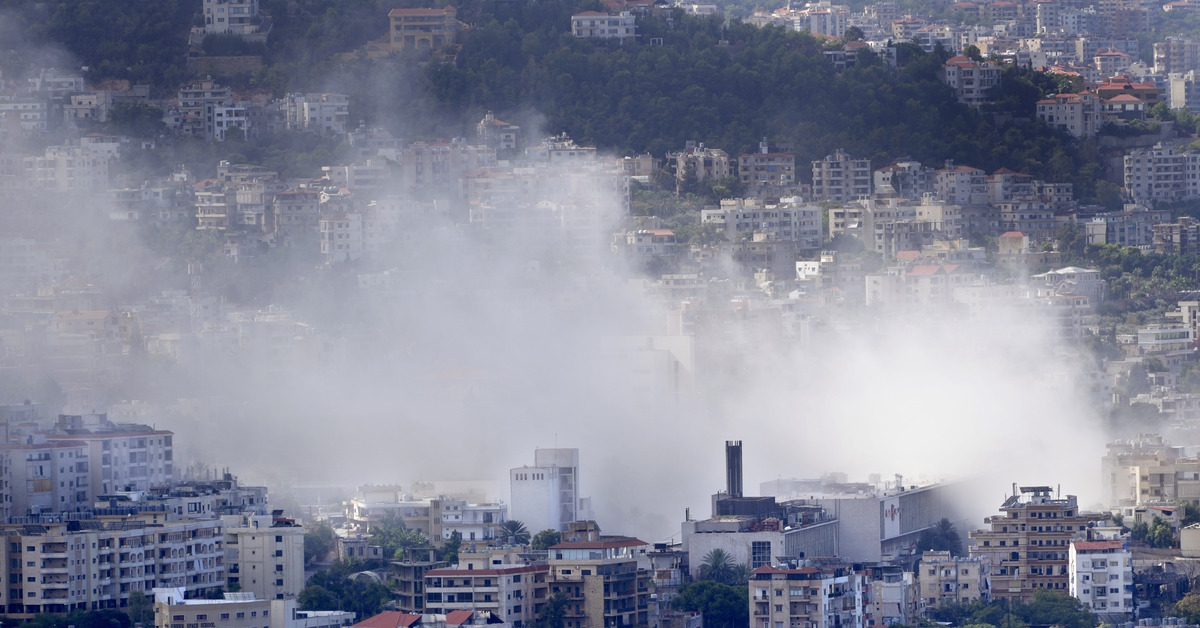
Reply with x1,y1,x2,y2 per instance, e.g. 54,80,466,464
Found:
749,564,864,628
1101,435,1182,507
222,513,305,601
969,486,1104,603
940,57,1001,106
547,532,650,628
701,197,822,251
812,150,872,201
0,517,224,616
670,143,733,187
0,438,88,517
571,11,637,41
319,214,364,264
424,564,549,627
1123,145,1200,201
176,79,234,140
284,93,350,135
347,489,506,544
45,414,174,497
152,587,355,628
738,145,797,190
918,551,988,608
202,0,261,36
1156,37,1200,75
510,449,583,535
935,164,988,206
272,188,322,237
388,7,462,51
1036,92,1100,138
1068,540,1132,615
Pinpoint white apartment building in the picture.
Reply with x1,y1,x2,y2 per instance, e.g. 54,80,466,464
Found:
202,0,261,36
46,415,174,498
439,501,508,544
940,57,1001,107
1036,92,1100,138
510,449,583,534
571,11,637,41
701,197,822,250
284,93,350,135
0,99,48,132
318,214,364,264
0,439,88,517
1068,540,1132,615
936,164,988,205
1124,145,1200,201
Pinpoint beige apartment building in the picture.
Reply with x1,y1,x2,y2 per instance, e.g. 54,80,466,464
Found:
0,518,224,616
918,551,988,608
424,564,549,627
749,564,864,628
969,486,1104,603
388,7,462,51
547,530,650,628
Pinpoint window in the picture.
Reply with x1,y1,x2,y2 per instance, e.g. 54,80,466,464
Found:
751,541,772,568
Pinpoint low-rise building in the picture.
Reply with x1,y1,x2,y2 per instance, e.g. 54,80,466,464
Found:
152,587,355,628
571,11,637,41
1068,540,1133,616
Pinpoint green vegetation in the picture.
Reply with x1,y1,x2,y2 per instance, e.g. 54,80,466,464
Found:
299,560,394,617
531,528,562,550
304,522,336,565
532,593,568,628
1172,592,1200,624
9,0,1114,203
672,580,751,628
917,518,963,556
498,519,531,545
929,591,1098,628
370,514,432,560
1131,515,1175,548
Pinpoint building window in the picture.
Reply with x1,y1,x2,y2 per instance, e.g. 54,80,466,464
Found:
751,541,771,568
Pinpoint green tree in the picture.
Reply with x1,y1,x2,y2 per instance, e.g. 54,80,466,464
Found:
498,520,531,545
673,580,750,628
532,529,562,551
126,590,153,626
440,530,463,564
1174,592,1200,624
532,593,568,628
699,548,736,584
917,518,964,556
305,523,335,566
1183,501,1200,526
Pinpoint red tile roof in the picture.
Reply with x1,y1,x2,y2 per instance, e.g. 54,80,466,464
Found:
354,612,422,628
445,611,475,627
999,231,1026,238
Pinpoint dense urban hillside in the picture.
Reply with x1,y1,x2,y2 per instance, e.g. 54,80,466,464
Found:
2,0,1123,200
